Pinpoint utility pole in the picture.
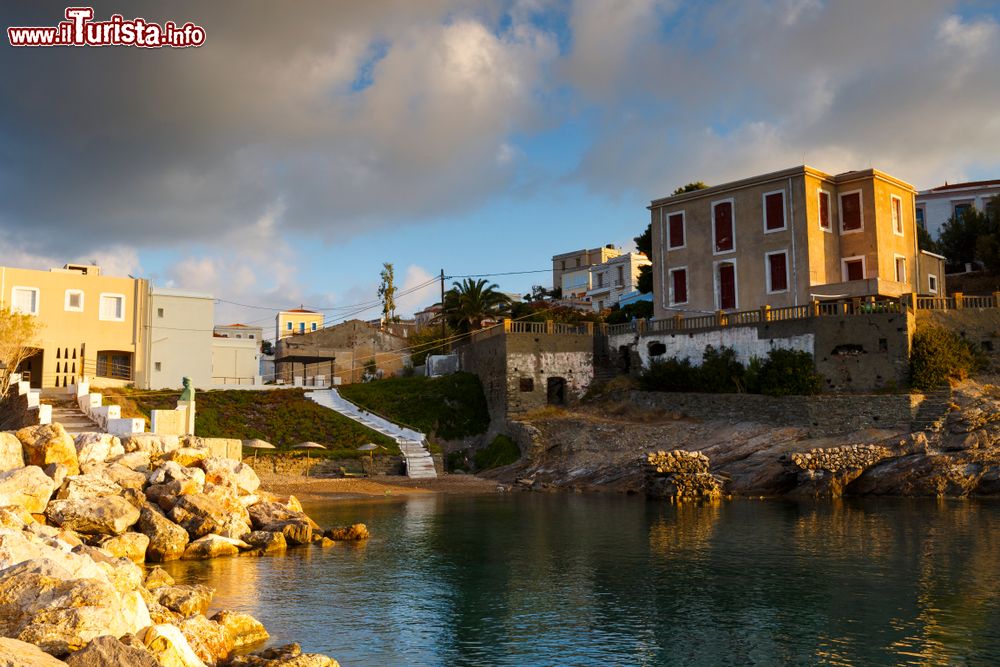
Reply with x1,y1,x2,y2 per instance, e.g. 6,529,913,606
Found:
440,269,446,353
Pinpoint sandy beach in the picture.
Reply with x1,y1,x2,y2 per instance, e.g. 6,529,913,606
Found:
257,471,501,502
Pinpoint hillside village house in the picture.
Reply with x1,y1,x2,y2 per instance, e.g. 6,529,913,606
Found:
916,179,1000,243
275,307,323,341
213,323,264,343
1,262,259,390
274,318,411,385
553,245,621,298
649,166,946,320
588,252,651,312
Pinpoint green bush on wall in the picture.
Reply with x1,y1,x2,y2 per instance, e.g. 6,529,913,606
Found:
640,346,822,396
910,327,985,390
474,435,521,470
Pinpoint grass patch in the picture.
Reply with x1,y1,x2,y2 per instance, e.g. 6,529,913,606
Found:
107,387,397,459
339,372,490,440
474,435,520,470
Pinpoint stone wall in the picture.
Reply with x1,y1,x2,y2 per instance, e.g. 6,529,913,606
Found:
621,390,923,436
608,310,914,393
918,308,1000,352
256,454,404,476
456,333,508,424
505,334,593,416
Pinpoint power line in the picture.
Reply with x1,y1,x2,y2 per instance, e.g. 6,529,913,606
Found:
445,269,551,279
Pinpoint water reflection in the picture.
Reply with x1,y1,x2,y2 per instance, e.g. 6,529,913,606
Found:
164,495,1000,666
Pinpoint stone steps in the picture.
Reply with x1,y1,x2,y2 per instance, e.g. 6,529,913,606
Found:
911,388,952,433
46,403,99,435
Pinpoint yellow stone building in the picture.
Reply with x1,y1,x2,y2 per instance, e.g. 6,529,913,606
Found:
649,165,945,319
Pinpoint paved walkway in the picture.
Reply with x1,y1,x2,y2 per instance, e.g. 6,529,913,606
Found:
305,389,438,479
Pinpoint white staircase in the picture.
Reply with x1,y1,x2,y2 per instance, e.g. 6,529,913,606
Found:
47,400,99,435
305,389,438,479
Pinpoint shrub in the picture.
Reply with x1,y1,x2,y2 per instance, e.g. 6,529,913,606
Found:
696,345,744,393
753,349,822,396
910,327,985,390
474,435,520,470
639,357,697,392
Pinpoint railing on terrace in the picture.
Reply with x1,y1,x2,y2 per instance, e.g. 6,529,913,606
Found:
917,292,998,311
470,319,596,341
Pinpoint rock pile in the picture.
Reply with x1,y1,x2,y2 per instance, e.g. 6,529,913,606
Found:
0,422,362,665
644,450,723,501
789,444,893,473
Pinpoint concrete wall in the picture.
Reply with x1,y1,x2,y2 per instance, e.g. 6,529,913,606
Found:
609,310,914,393
456,332,508,424
622,390,922,437
211,337,260,385
0,264,148,389
147,289,214,390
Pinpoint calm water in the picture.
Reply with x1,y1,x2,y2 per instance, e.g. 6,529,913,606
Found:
164,494,1000,666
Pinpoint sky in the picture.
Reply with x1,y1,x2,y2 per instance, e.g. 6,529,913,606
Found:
2,0,1000,338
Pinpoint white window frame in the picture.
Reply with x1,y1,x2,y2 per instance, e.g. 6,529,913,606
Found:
894,254,907,283
64,289,84,313
841,255,867,282
762,189,787,234
928,274,938,295
668,266,689,306
666,210,686,250
713,258,739,311
764,250,790,294
818,188,833,233
890,194,904,236
98,292,126,322
839,189,864,235
712,198,737,255
11,286,39,316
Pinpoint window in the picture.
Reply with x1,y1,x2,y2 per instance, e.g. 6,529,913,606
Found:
311,322,318,332
96,351,131,380
286,321,292,330
716,261,737,310
519,377,534,392
891,195,904,236
766,251,789,293
11,287,39,315
915,206,925,229
928,274,938,294
236,334,242,339
842,256,866,282
99,293,125,321
818,190,832,231
157,308,164,318
154,362,162,372
713,199,735,253
249,334,255,339
616,265,624,286
953,202,972,220
298,322,305,334
62,289,84,312
669,268,688,305
667,212,685,249
597,272,604,288
575,258,581,267
560,260,566,270
894,255,907,283
763,190,786,232
840,190,863,233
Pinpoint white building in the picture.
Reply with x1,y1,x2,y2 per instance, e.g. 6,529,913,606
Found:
587,252,651,312
213,323,263,344
917,179,1000,241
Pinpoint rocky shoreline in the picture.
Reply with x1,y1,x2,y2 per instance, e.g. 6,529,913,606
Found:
0,424,368,666
494,380,1000,500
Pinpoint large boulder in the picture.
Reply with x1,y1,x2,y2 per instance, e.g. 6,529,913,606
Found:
325,524,370,541
0,637,67,666
137,503,189,562
0,466,57,514
0,506,33,531
15,423,80,476
46,496,140,535
64,634,160,667
170,491,249,539
163,448,207,468
94,532,149,563
74,434,125,472
211,610,269,650
0,433,25,473
139,624,206,667
144,567,175,590
247,500,317,531
0,529,109,582
109,451,151,471
245,531,286,552
123,434,180,458
149,462,206,488
56,473,123,501
0,559,150,656
200,458,260,496
181,534,246,560
227,643,338,667
154,584,214,617
262,521,312,546
177,614,234,665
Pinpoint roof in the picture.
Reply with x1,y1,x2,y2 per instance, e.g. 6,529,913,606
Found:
221,323,251,328
925,179,1000,193
280,308,320,314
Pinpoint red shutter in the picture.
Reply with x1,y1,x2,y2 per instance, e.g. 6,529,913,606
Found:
672,269,687,304
765,193,785,230
714,202,733,252
819,192,830,229
846,260,864,281
769,253,788,291
719,264,736,309
841,193,861,231
668,213,684,248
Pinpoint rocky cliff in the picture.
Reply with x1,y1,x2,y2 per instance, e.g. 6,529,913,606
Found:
492,380,1000,499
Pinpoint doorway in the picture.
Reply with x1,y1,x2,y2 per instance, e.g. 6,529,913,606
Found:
546,377,567,406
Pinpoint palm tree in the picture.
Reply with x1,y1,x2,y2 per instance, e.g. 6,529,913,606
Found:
440,279,511,333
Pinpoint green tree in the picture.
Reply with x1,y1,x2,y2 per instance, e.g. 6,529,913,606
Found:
634,182,708,294
441,278,511,333
917,224,941,254
937,205,999,266
377,262,398,323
